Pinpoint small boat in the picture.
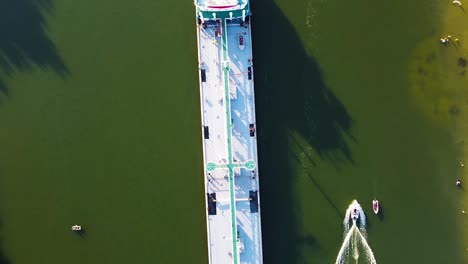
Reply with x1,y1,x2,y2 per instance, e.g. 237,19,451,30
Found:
349,200,360,222
372,199,379,214
351,208,359,221
238,34,245,51
71,225,82,231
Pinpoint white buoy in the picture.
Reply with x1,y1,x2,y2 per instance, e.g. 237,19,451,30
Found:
453,0,462,6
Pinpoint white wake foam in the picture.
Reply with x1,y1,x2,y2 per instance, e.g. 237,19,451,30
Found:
335,200,377,264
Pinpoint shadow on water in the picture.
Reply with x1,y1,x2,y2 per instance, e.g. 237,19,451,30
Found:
366,204,383,233
377,203,384,221
0,0,68,96
0,220,10,264
251,0,353,263
305,172,344,219
0,80,7,97
75,228,87,238
0,249,9,264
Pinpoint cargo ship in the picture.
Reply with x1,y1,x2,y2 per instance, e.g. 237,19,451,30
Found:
194,1,263,263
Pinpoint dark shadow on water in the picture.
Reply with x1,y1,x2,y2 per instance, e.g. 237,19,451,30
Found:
0,250,9,264
0,0,69,96
297,233,317,247
252,0,353,263
377,204,384,221
0,220,11,264
305,172,344,219
0,80,7,96
74,228,87,238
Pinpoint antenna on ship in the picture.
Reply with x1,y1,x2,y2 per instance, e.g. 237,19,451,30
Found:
229,12,233,20
199,12,204,22
212,13,216,20
242,10,246,22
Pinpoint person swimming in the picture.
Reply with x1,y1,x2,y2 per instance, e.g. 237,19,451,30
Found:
456,179,462,187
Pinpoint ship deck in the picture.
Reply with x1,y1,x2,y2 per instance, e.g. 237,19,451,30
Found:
197,18,263,264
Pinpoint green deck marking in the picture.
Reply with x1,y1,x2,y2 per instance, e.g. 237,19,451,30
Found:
221,19,239,264
208,163,245,170
207,162,217,172
245,160,256,170
214,164,228,169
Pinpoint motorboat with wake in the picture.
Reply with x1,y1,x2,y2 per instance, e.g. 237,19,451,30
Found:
351,208,359,222
345,200,368,230
349,200,361,223
372,199,379,214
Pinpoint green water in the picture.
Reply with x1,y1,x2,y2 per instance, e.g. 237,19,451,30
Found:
254,0,466,263
0,0,465,263
0,0,206,263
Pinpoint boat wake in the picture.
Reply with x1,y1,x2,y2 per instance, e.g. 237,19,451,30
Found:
335,200,377,264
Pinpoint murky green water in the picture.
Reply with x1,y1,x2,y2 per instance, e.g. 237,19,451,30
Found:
0,0,206,263
254,0,466,263
0,0,466,263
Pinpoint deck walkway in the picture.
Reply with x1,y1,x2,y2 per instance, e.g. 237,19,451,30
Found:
197,18,263,264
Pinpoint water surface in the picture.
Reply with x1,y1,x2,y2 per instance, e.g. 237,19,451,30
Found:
253,0,467,263
0,0,466,263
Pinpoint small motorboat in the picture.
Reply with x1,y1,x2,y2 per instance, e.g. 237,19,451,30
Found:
349,200,360,222
71,225,82,231
351,208,359,221
238,34,245,51
372,199,379,214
